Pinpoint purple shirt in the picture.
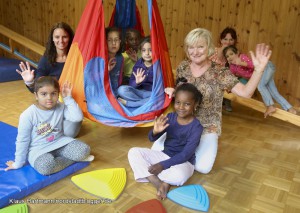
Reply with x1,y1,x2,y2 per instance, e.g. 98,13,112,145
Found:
129,58,153,91
148,112,203,169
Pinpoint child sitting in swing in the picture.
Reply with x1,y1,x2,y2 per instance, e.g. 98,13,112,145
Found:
122,28,142,85
106,27,124,97
118,36,153,107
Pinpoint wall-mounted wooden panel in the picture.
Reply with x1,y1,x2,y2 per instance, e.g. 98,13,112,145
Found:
0,0,299,106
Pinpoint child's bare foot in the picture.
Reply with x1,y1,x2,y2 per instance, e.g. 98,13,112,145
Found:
156,182,170,200
264,105,276,118
147,175,161,190
288,107,297,115
118,97,127,106
147,175,170,200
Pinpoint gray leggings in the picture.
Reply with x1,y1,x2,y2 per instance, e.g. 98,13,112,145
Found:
33,140,90,175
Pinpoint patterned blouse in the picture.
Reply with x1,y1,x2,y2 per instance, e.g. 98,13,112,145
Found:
176,60,239,135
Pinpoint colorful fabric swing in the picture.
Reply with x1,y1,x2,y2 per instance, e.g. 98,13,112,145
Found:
59,0,174,127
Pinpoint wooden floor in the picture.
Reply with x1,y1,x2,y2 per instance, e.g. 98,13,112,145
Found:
1,80,300,213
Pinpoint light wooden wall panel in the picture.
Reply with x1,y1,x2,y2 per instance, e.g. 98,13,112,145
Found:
0,0,299,106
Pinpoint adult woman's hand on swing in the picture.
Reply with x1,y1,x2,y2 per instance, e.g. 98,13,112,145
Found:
164,87,175,99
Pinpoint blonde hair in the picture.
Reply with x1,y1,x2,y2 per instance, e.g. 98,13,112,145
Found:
184,28,215,58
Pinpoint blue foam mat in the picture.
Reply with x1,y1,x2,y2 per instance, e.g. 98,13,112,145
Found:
0,57,23,82
0,121,89,208
167,184,210,212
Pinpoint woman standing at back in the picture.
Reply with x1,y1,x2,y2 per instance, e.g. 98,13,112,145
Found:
210,27,238,111
210,27,237,67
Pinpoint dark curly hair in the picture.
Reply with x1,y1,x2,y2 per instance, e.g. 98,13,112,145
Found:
175,83,203,107
45,22,74,65
125,28,141,41
176,77,188,85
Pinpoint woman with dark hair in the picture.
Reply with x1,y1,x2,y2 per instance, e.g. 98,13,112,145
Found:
44,22,74,66
210,27,237,67
17,22,74,92
210,27,238,111
16,22,81,138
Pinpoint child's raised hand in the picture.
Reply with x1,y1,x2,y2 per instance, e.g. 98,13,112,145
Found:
126,48,138,62
153,114,169,135
16,61,35,83
108,57,117,72
148,163,164,175
5,160,16,171
61,81,73,98
133,68,146,85
249,43,272,73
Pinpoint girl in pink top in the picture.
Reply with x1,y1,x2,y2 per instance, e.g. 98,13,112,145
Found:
223,45,297,117
223,45,254,84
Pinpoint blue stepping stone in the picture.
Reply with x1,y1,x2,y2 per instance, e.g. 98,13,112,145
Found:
167,184,209,212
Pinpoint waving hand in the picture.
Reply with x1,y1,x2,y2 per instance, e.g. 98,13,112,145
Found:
250,43,272,73
16,61,35,83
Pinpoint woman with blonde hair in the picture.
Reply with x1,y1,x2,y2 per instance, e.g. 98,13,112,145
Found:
163,28,271,174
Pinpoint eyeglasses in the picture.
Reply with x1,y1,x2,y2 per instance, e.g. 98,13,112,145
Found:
107,39,121,44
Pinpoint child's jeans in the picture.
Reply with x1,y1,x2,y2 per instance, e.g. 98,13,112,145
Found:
118,85,151,107
258,61,292,110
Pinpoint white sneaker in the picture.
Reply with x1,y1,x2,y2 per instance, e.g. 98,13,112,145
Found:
80,155,95,162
